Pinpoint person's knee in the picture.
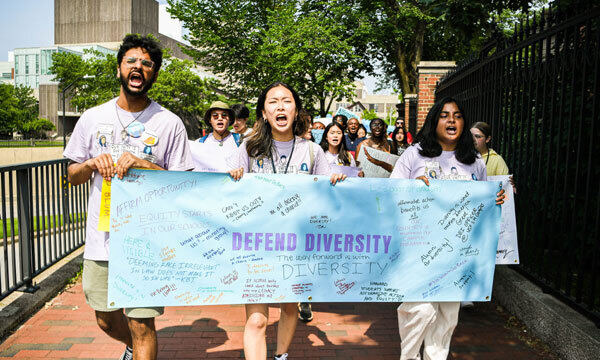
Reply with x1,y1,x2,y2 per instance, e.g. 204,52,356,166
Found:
96,311,123,334
246,313,268,333
128,317,156,339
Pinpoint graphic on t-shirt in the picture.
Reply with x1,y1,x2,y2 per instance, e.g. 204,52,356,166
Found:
424,160,472,180
143,146,152,155
99,135,107,147
126,121,145,138
300,163,308,171
142,130,158,146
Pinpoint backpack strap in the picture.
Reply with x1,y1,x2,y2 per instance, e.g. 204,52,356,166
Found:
232,133,242,147
308,141,315,174
198,134,209,143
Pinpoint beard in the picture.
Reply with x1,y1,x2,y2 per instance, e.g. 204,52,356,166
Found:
119,71,154,97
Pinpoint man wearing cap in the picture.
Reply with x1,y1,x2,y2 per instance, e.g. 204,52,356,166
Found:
189,101,242,172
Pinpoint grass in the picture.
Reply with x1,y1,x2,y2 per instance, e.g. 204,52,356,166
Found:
0,213,85,239
0,140,63,148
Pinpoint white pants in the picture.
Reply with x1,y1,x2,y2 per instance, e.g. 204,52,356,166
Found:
397,302,460,360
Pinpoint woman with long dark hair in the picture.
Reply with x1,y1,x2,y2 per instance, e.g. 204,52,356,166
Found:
228,82,345,360
319,122,355,166
390,125,409,156
391,97,504,360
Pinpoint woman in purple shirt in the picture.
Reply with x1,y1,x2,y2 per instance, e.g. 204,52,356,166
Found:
229,82,345,360
391,97,504,360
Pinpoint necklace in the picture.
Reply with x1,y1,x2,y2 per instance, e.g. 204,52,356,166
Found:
270,137,296,174
213,131,230,147
115,100,150,141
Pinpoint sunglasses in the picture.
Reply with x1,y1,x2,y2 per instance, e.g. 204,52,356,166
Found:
124,56,155,69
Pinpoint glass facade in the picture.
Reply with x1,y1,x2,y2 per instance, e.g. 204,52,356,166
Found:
13,45,115,89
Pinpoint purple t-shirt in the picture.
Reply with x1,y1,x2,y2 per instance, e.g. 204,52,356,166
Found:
63,98,194,261
228,136,331,175
390,144,487,181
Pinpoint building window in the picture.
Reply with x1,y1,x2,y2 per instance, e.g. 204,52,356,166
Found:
369,103,375,111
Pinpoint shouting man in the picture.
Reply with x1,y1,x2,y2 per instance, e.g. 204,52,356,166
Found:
63,34,193,360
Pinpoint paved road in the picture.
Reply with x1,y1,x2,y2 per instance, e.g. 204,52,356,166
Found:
0,278,557,359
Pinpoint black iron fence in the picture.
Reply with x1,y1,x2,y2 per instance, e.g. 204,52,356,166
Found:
436,1,600,325
0,159,89,300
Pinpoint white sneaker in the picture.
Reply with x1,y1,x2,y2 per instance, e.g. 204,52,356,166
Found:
119,346,133,360
274,353,288,360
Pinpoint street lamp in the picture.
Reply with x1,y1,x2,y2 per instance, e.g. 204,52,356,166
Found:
61,75,94,148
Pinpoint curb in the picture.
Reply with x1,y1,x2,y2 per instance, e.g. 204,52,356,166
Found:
0,251,84,341
493,266,600,360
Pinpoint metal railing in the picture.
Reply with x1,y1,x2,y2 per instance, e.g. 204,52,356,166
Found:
0,159,89,300
0,139,64,148
436,1,600,325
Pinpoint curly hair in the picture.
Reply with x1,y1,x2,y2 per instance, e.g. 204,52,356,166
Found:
117,34,163,71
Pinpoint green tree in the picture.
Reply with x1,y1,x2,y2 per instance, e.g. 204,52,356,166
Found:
353,0,532,95
49,49,220,138
20,118,56,139
0,84,47,139
167,0,372,116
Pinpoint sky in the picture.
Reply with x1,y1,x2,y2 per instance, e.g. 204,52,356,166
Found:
0,0,387,94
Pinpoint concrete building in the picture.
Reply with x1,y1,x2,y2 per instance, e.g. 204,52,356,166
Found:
36,0,196,137
0,61,14,85
326,81,401,120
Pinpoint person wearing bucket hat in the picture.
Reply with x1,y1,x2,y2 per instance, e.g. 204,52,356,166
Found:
189,101,243,172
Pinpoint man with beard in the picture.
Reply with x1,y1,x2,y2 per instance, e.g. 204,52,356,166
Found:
344,117,366,156
189,101,242,172
63,34,193,360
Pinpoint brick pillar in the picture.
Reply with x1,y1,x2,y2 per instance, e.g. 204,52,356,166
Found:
416,61,456,130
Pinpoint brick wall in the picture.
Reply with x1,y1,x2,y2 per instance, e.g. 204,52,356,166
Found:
415,61,456,129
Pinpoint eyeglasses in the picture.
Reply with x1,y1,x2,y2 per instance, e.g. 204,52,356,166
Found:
211,112,230,119
124,56,155,69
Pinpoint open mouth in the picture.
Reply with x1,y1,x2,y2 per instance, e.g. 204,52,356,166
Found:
129,72,145,88
446,126,457,135
275,114,288,127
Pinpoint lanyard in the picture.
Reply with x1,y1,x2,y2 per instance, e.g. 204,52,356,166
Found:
270,137,295,174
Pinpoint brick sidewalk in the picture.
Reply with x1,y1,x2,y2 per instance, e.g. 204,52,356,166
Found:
0,279,555,359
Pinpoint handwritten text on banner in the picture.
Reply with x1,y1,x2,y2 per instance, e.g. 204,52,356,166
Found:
107,170,501,307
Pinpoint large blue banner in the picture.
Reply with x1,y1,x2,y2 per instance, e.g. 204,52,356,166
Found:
107,170,501,307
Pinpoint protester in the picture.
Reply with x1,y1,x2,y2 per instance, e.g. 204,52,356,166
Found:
390,125,409,156
332,114,348,131
470,122,509,176
188,101,241,172
228,82,345,360
344,117,366,155
312,121,326,130
355,118,394,172
320,122,356,167
63,34,193,360
299,109,314,141
357,124,367,138
391,97,504,360
395,117,414,144
232,103,253,137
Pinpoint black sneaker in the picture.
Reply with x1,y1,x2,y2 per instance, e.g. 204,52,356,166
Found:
298,302,313,322
119,346,133,360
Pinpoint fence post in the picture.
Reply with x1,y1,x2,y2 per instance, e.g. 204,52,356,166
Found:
16,168,39,293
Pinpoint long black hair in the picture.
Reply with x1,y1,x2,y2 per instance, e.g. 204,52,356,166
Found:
246,82,307,158
390,126,408,155
319,122,352,166
415,97,477,164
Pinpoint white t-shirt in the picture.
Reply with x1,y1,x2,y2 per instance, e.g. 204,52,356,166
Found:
63,98,194,261
325,150,357,167
189,133,239,172
229,136,331,175
390,144,487,181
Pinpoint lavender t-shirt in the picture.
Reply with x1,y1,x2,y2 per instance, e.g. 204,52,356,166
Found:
325,150,357,167
63,98,194,261
390,144,487,181
229,136,331,175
